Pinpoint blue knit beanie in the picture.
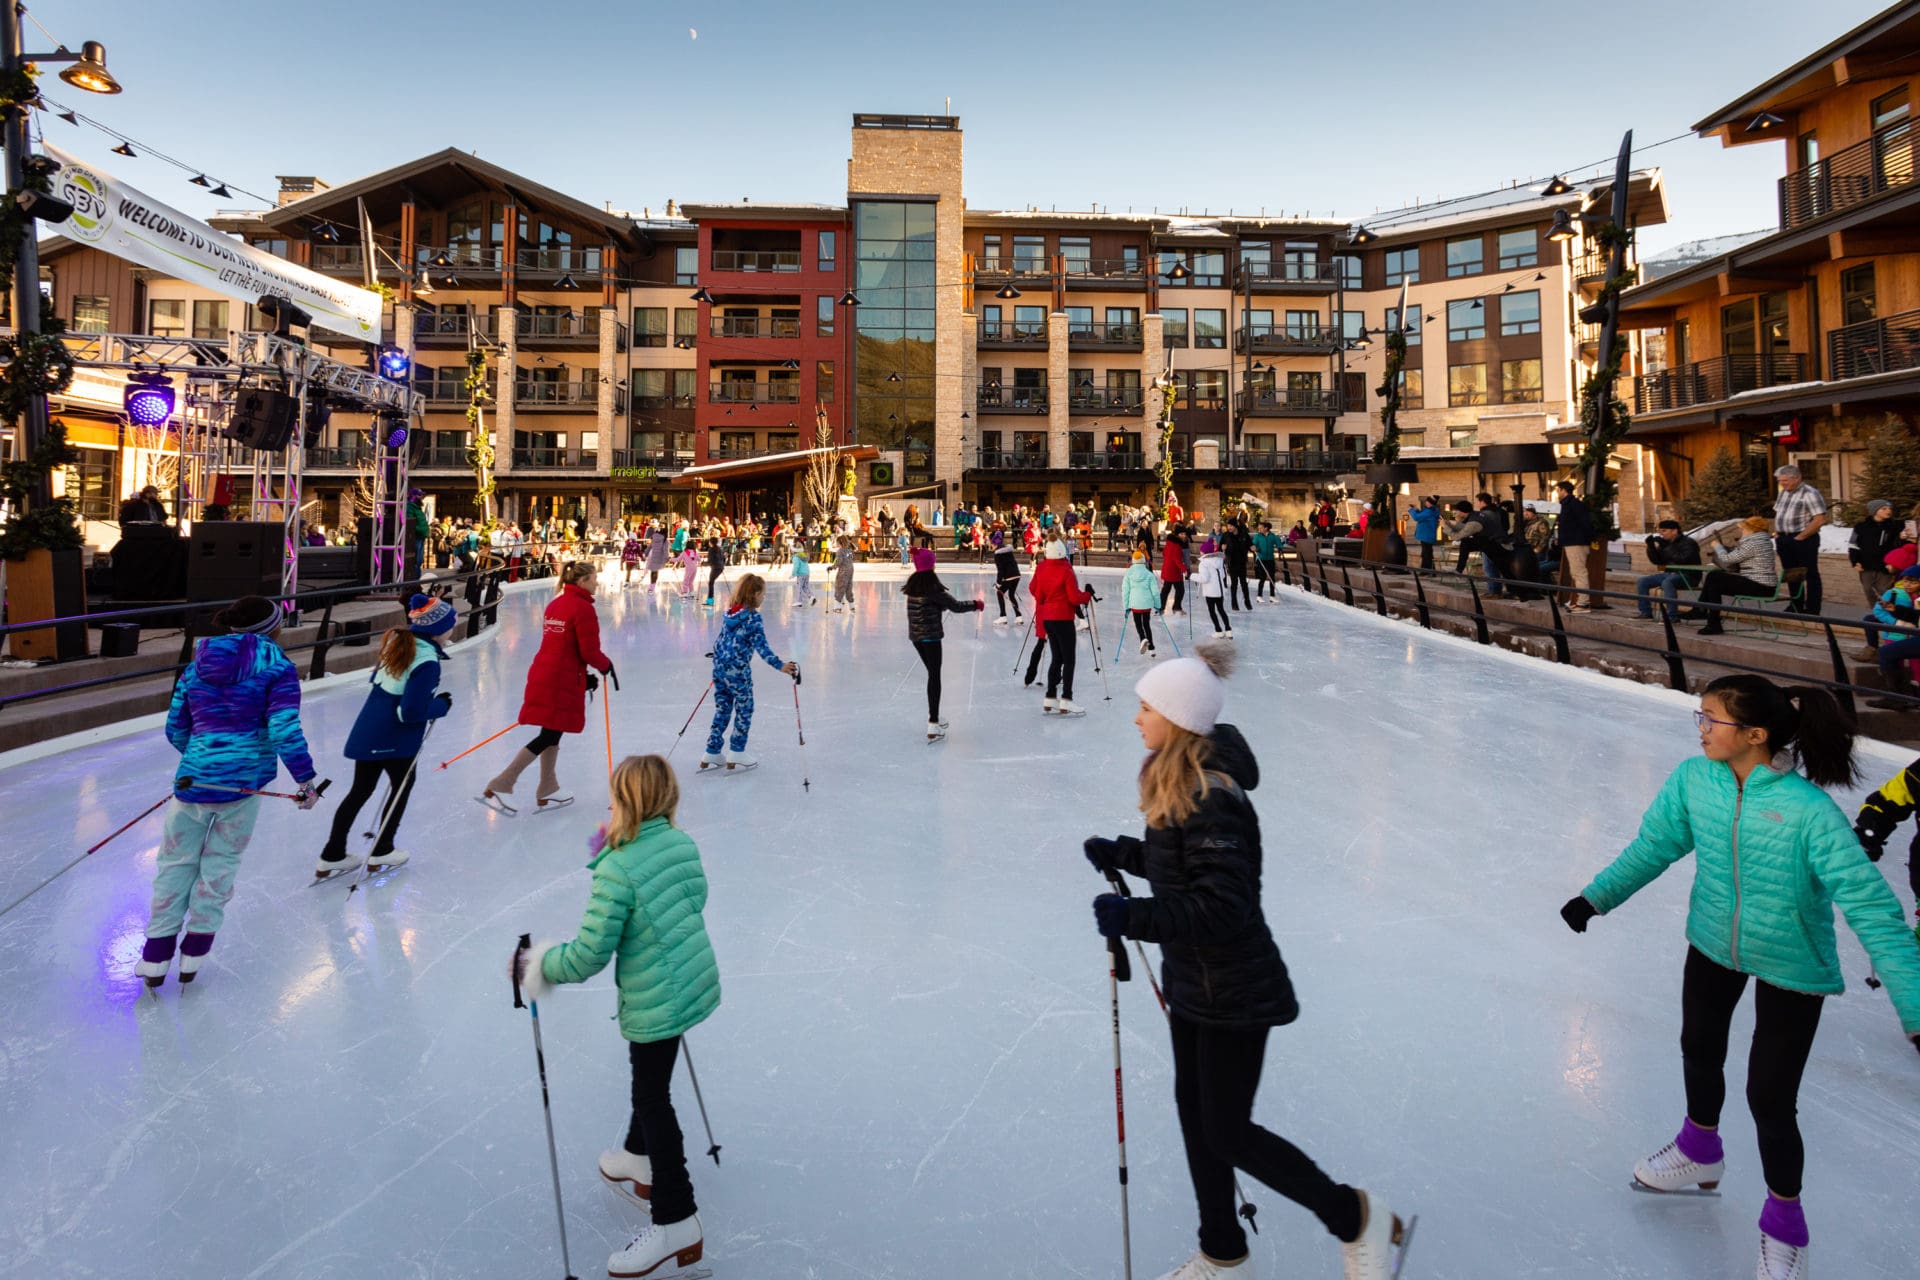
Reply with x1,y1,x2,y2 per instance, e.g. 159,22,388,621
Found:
408,593,458,637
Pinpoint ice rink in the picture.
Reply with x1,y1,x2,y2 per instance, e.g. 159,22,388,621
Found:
1,565,1915,1280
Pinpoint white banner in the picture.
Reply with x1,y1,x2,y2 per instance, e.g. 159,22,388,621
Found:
45,145,383,341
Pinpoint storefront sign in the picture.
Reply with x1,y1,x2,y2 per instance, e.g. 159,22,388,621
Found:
611,466,659,481
46,145,383,341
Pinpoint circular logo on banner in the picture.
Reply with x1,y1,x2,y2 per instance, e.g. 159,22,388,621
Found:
58,165,112,244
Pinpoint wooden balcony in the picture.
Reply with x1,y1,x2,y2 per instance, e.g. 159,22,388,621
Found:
978,321,1048,350
1780,120,1915,231
1242,260,1343,294
1235,324,1339,355
977,383,1049,414
1064,259,1148,290
1827,307,1920,381
1631,353,1809,415
1235,387,1342,417
1066,321,1143,351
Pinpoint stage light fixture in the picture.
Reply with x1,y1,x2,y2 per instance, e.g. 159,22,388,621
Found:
378,344,410,380
124,370,175,425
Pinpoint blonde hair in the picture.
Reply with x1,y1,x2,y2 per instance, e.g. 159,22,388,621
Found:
1138,724,1214,828
735,572,766,609
608,754,679,846
562,561,596,587
376,626,415,679
1740,515,1773,535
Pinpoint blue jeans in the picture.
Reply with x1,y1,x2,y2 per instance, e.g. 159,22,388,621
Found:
1879,635,1920,676
1636,571,1688,619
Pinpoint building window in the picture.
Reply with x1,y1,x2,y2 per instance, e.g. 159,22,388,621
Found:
71,295,110,333
1501,358,1543,403
633,306,667,347
1448,363,1487,406
672,368,696,407
673,307,698,346
1335,253,1362,289
818,230,836,270
1448,426,1480,448
1157,249,1189,286
1193,309,1225,349
674,246,698,285
1334,310,1364,342
250,237,289,259
633,368,668,409
191,299,229,339
1384,247,1419,286
1447,298,1485,342
149,298,185,336
855,200,938,481
1014,304,1046,338
817,360,834,403
1499,290,1541,336
817,294,836,338
1497,228,1538,269
1281,241,1319,281
1240,240,1271,276
1445,235,1484,278
1191,370,1226,407
65,453,113,520
980,234,1001,271
1872,85,1909,131
1060,236,1091,273
1190,250,1225,287
1841,263,1876,325
1012,235,1046,272
1385,306,1420,344
1284,309,1320,339
1396,369,1424,409
1161,307,1188,347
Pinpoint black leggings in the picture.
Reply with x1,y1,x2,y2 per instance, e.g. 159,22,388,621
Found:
321,757,415,859
1131,609,1154,645
1228,567,1250,609
1254,561,1277,597
1206,597,1231,632
624,1036,696,1225
1696,571,1775,610
996,578,1022,618
1680,945,1824,1197
706,567,719,600
1043,618,1077,700
1171,1013,1361,1262
524,726,564,755
915,640,943,722
1160,579,1185,612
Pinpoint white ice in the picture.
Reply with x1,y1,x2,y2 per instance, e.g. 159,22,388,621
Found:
1,566,1916,1280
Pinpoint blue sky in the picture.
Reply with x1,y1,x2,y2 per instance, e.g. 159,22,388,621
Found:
32,0,1884,255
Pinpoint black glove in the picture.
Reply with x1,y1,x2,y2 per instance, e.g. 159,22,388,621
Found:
1093,894,1129,939
1854,798,1898,861
604,664,620,692
433,691,454,714
585,672,600,694
1561,896,1598,933
1084,837,1121,874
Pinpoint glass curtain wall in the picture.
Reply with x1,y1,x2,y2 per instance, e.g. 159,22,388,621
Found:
854,201,938,485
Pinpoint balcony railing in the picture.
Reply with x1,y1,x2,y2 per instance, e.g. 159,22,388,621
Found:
1236,387,1342,416
516,247,604,275
514,379,601,408
710,249,802,273
1068,450,1146,469
633,393,698,411
420,387,473,409
610,448,692,469
512,447,598,468
416,245,504,272
711,444,786,461
1631,353,1809,415
1214,448,1360,473
1069,387,1145,414
304,445,375,468
1780,120,1915,230
1235,323,1339,354
517,312,605,342
972,448,1050,470
1243,259,1343,289
979,321,1048,347
1827,306,1920,381
310,245,368,276
1064,258,1148,287
973,257,1053,281
1067,321,1144,349
708,316,803,339
415,312,496,342
977,384,1049,413
709,381,801,404
414,447,471,469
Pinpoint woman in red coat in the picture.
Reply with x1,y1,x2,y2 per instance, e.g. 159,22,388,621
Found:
1029,538,1095,715
1159,535,1188,616
479,562,615,814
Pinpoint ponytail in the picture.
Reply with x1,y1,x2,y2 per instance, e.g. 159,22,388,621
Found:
376,627,415,680
561,561,596,587
1703,674,1858,789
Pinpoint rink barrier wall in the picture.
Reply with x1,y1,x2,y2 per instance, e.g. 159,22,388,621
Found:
1278,543,1919,729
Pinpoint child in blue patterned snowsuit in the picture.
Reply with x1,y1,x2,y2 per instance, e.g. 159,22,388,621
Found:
702,574,796,771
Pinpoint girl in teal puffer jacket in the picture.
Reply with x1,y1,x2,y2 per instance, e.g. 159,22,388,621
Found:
1562,674,1920,1280
515,754,720,1279
1121,548,1160,656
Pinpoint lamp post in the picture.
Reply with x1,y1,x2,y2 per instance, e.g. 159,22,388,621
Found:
2,21,119,502
1477,442,1559,591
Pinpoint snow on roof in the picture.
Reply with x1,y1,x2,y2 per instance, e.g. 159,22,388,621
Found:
1641,230,1775,280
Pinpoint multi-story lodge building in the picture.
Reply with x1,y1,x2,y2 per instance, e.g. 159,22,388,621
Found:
26,115,1677,542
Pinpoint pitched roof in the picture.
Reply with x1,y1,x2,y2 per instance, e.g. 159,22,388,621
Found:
1693,0,1920,139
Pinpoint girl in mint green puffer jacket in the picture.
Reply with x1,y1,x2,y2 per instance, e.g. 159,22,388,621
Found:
516,754,719,1278
1562,674,1920,1280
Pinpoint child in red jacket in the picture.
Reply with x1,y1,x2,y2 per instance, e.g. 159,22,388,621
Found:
1029,538,1095,716
480,562,615,813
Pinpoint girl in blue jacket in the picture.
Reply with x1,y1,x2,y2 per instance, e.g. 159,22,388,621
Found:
1562,674,1920,1280
314,595,458,880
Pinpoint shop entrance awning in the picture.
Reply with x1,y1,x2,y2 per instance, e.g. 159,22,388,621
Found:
671,444,879,487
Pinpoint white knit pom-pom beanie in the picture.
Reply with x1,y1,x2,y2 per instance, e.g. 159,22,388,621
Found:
1133,640,1235,734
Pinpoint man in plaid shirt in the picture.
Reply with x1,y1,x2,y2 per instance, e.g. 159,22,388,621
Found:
1773,463,1828,614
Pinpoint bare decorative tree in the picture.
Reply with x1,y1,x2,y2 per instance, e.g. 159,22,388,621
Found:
123,420,179,497
800,403,841,520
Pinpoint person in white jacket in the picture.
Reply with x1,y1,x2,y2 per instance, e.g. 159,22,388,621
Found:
1198,537,1231,638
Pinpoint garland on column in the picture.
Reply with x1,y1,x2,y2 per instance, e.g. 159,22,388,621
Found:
461,347,496,529
1367,326,1408,515
1153,377,1178,518
1573,220,1636,541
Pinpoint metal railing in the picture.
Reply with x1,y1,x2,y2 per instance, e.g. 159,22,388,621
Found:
709,381,801,404
710,249,802,273
1068,450,1145,469
708,316,803,338
610,448,692,468
516,247,604,274
304,445,375,469
1242,259,1342,287
310,245,368,274
979,321,1048,345
973,448,1050,470
416,245,504,271
1064,258,1148,285
1631,352,1808,415
1068,387,1145,413
414,447,471,468
1067,321,1144,348
1827,306,1920,381
974,257,1053,279
511,446,597,468
977,384,1049,413
633,393,698,411
516,312,605,341
1236,387,1342,415
711,445,784,461
415,312,497,341
1217,448,1359,472
1780,120,1915,229
513,380,601,407
1235,323,1338,352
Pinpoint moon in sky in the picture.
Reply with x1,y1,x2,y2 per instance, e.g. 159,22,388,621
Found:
689,27,698,39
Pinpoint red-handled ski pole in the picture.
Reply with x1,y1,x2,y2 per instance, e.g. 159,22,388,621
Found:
512,933,580,1280
86,794,171,856
1105,869,1257,1235
1106,925,1134,1280
175,778,331,802
664,683,712,762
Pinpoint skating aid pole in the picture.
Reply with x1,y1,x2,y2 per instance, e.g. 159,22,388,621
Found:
791,668,812,793
176,778,331,803
86,793,170,856
0,792,173,923
435,721,521,771
1013,613,1037,676
364,721,435,841
664,683,713,761
681,1038,723,1164
1105,927,1134,1280
1086,596,1112,701
512,934,580,1280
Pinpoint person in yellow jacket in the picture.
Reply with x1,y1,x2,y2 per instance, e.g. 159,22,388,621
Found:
1855,754,1920,942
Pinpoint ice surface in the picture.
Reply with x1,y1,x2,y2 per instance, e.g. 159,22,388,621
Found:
1,567,1915,1279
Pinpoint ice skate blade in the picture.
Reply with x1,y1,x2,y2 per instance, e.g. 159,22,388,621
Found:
310,859,365,886
474,792,517,816
532,795,575,812
601,1172,652,1212
1393,1213,1418,1280
1629,1178,1721,1196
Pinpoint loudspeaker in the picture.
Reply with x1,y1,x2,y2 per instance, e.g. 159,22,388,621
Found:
100,623,141,657
188,522,284,603
225,387,300,452
109,526,188,600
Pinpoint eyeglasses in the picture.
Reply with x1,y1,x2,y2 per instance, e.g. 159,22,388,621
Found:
1692,710,1747,732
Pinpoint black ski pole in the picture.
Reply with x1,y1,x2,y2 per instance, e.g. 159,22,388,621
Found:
681,1038,723,1165
363,721,435,839
791,665,811,793
1013,612,1037,675
1105,921,1134,1280
1086,593,1112,701
1104,869,1258,1235
512,934,580,1280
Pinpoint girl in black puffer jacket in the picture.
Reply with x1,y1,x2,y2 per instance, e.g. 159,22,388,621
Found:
1086,640,1410,1280
903,547,982,741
